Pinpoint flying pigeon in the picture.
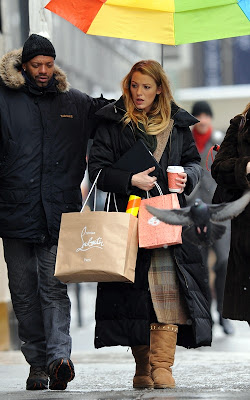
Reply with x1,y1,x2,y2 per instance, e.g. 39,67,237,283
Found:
146,190,250,247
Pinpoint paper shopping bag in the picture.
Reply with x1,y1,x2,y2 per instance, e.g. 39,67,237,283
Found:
138,193,182,249
55,211,138,283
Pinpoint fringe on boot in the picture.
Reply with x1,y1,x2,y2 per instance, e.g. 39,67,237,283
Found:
150,323,178,389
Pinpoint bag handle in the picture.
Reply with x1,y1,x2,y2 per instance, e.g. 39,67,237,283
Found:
146,181,163,198
206,144,220,172
81,170,102,212
81,169,119,213
106,192,119,212
155,181,163,196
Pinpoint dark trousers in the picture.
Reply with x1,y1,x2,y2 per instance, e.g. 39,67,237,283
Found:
3,238,72,368
201,220,231,314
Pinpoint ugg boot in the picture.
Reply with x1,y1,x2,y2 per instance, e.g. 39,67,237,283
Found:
131,345,154,389
150,323,178,389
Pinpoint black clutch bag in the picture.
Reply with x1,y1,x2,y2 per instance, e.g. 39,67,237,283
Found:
113,139,162,177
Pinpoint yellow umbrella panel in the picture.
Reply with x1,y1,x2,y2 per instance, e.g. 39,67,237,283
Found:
45,0,250,45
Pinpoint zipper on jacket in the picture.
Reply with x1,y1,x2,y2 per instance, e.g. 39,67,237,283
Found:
128,122,136,142
115,105,126,114
114,104,137,142
173,250,189,289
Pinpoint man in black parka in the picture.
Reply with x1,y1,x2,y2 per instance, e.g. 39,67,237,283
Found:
0,34,108,391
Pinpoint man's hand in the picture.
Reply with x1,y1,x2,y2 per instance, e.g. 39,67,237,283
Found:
131,167,157,191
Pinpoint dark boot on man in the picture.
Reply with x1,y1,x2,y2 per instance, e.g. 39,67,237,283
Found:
26,366,48,390
49,358,75,390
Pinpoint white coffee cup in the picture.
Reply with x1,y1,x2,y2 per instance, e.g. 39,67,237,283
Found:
167,166,184,193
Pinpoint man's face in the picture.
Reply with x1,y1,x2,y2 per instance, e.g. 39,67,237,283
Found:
194,113,213,135
22,55,55,87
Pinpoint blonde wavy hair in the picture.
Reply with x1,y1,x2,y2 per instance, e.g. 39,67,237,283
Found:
122,60,174,136
239,102,250,132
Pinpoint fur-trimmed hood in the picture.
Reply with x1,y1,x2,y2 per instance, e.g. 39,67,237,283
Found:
0,48,69,92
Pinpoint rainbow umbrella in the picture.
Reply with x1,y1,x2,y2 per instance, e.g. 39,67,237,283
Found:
45,0,250,45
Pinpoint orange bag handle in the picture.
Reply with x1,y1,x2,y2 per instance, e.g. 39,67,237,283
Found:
206,144,220,172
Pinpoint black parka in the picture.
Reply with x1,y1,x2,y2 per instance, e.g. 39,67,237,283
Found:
211,113,250,322
0,49,108,243
88,97,212,349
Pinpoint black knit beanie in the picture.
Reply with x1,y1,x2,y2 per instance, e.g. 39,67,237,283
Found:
22,34,56,63
191,101,213,117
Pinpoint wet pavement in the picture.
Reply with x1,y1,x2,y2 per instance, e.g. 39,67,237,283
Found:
1,347,250,399
0,283,249,399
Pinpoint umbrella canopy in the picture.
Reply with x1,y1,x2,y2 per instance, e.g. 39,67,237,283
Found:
45,0,250,45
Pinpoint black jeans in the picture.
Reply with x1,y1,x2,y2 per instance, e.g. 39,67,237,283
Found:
201,220,231,314
3,238,71,368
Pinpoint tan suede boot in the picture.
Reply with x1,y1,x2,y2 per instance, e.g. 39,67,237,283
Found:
150,323,178,389
131,345,154,389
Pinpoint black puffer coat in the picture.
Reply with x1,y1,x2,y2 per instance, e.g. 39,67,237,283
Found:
211,113,250,322
88,97,212,349
0,49,107,243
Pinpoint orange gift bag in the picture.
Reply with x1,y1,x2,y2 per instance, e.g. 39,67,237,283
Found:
138,184,182,249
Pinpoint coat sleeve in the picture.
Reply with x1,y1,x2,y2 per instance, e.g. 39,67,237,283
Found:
180,127,202,196
76,91,114,139
87,95,116,139
211,115,250,191
88,122,134,195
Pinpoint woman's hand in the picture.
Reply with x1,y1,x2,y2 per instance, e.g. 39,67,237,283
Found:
246,161,250,174
131,167,157,191
175,172,187,194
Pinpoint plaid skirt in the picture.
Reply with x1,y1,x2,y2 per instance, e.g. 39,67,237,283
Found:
148,247,189,325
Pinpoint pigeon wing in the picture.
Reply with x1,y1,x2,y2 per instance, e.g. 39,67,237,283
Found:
182,222,226,247
210,190,250,222
146,205,192,226
210,222,227,241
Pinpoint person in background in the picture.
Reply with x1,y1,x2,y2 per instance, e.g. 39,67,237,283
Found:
187,100,234,335
88,60,212,390
0,34,110,391
211,103,250,327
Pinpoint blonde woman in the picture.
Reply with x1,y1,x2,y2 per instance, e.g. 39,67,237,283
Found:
88,60,212,389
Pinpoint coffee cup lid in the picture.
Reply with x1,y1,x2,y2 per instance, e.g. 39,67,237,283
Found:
167,166,184,173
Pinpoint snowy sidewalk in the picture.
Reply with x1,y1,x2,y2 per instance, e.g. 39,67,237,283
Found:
0,283,249,399
0,347,250,399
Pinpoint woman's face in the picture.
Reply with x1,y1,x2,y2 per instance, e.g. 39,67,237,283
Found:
130,71,161,114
